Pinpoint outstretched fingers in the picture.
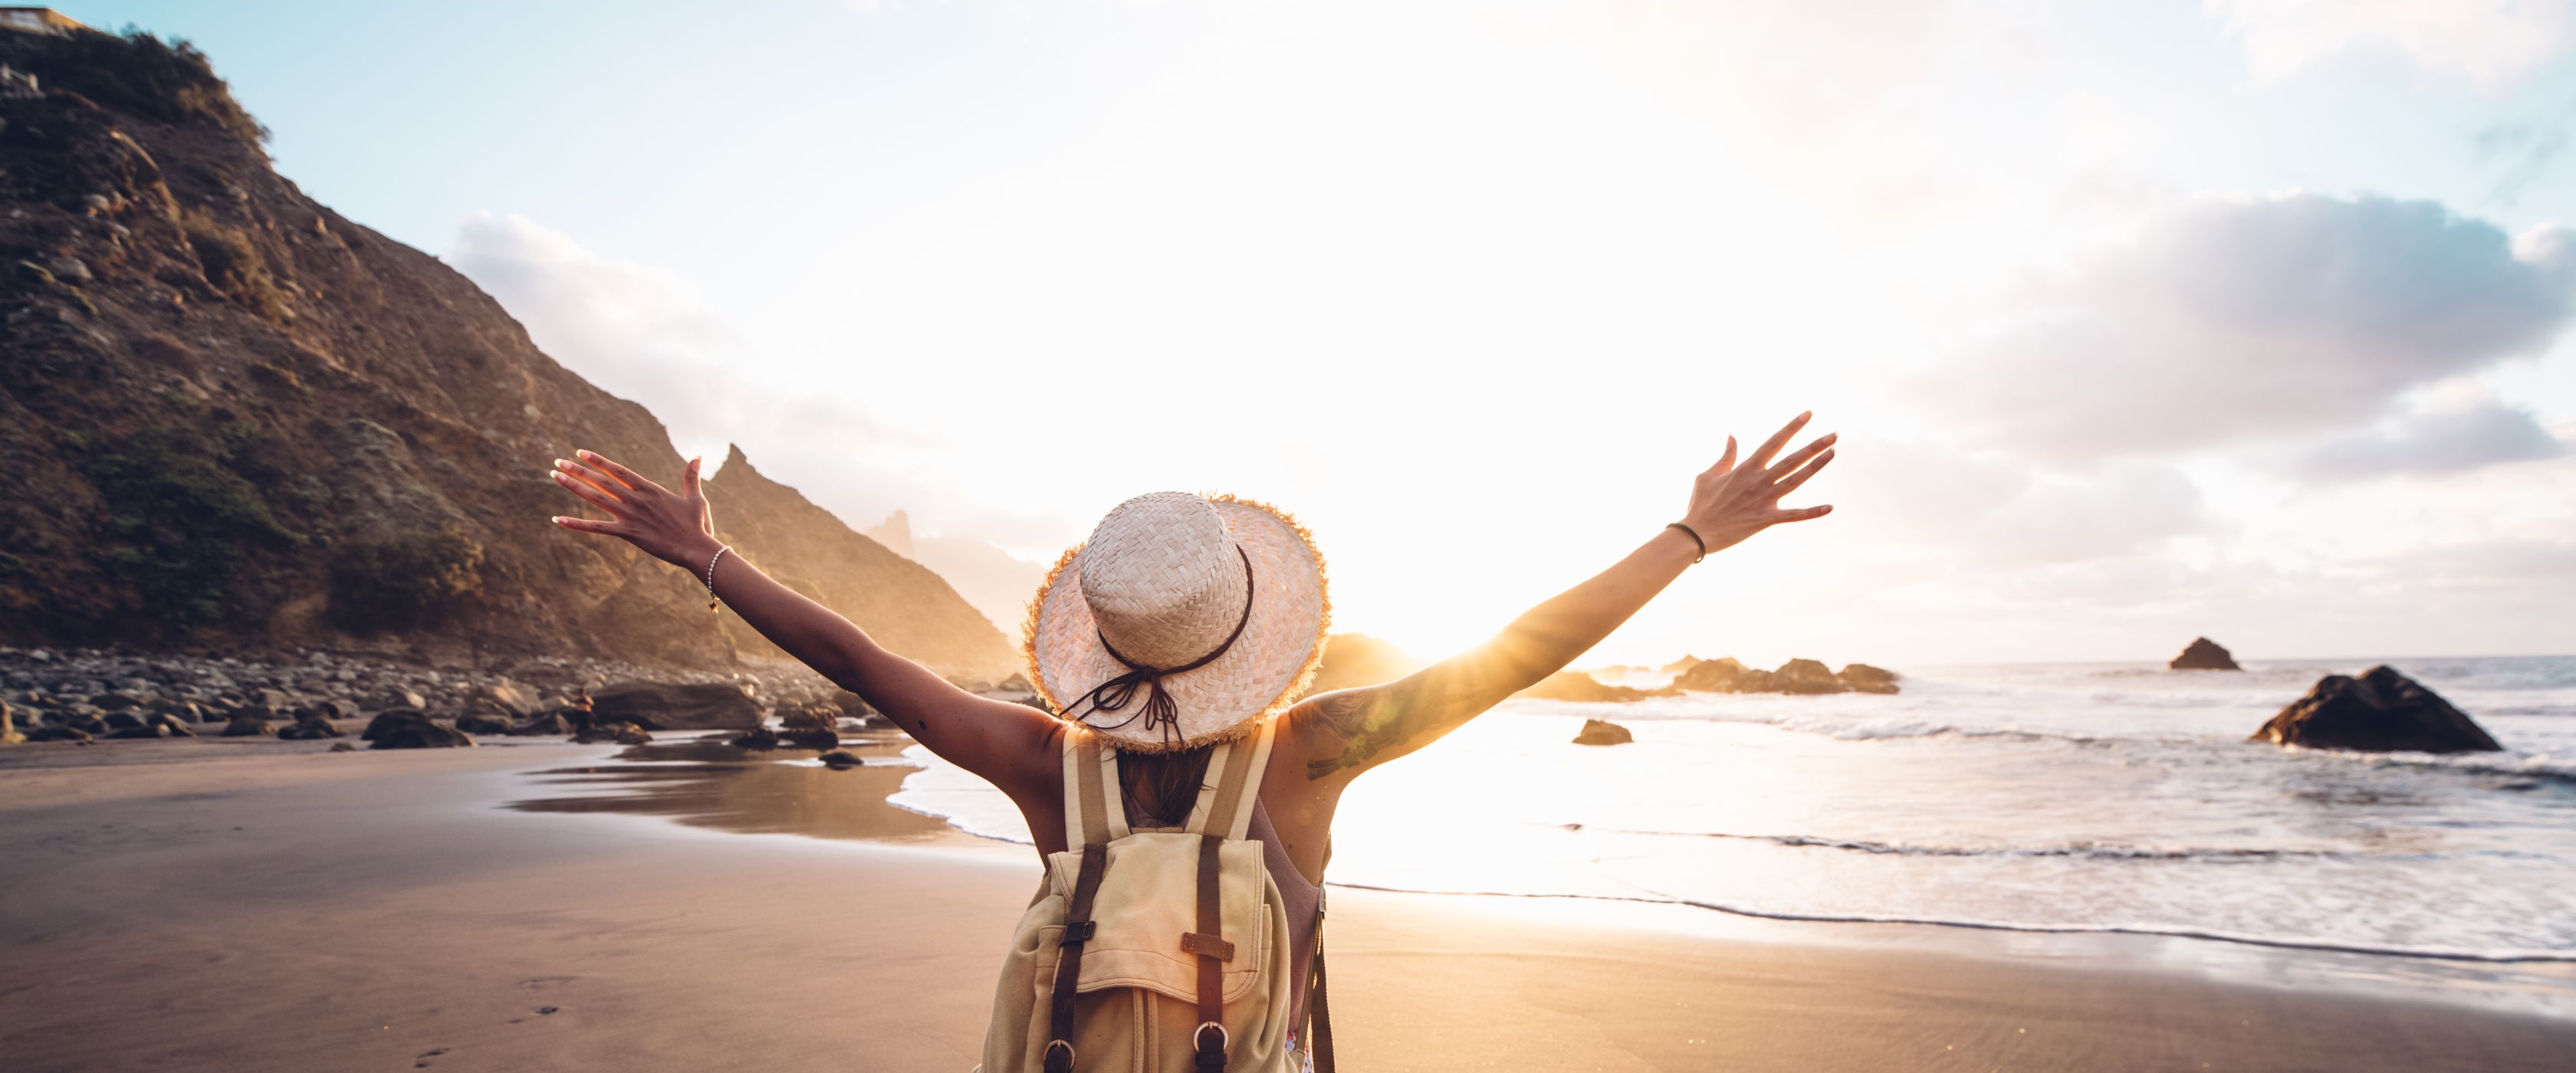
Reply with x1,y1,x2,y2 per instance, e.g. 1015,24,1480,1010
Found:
1745,411,1812,471
551,514,626,536
578,450,667,496
1771,446,1836,498
1770,504,1834,523
551,465,627,516
1765,431,1838,481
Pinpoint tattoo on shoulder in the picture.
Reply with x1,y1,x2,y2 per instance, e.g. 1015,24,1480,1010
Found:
1303,687,1426,780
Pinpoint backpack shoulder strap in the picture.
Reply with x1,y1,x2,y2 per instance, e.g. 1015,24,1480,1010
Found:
1186,719,1277,842
1060,729,1132,849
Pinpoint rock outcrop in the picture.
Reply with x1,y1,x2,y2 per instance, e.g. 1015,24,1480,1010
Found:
2249,666,2502,753
0,28,1015,678
2170,638,2241,671
1672,658,1772,693
1516,671,1678,704
590,681,761,730
1572,718,1633,746
366,711,474,750
1837,664,1900,694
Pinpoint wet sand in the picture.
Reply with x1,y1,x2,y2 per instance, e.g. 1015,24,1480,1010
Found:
2,740,2570,1071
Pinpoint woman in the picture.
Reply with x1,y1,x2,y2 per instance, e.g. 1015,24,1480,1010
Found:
547,412,1835,1070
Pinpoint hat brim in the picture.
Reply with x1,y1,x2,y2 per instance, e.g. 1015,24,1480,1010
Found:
1024,494,1330,753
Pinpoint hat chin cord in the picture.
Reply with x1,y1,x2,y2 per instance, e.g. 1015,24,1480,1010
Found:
1063,546,1256,748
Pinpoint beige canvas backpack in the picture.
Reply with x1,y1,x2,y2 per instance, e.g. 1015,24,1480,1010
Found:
980,720,1314,1072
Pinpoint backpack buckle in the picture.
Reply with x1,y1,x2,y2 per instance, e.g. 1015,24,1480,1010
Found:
1043,1039,1076,1073
1193,1021,1229,1067
1063,920,1096,943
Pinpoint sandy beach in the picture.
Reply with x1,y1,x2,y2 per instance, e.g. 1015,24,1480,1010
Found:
0,738,2568,1072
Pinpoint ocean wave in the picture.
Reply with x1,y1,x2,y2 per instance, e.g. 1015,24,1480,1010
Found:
1562,826,2358,861
1318,882,2576,965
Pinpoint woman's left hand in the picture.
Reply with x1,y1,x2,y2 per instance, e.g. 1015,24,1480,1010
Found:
1679,411,1837,556
548,450,721,569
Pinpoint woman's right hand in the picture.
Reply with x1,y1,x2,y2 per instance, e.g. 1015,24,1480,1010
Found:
1678,411,1837,556
550,450,722,569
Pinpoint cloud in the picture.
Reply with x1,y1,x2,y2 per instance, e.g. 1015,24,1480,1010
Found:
1922,194,2575,458
1824,438,2209,569
2291,396,2566,481
2476,107,2574,208
2205,0,2576,87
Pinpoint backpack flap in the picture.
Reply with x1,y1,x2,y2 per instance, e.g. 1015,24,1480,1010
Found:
1036,832,1271,1005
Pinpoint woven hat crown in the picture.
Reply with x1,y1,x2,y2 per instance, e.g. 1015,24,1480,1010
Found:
1076,492,1254,669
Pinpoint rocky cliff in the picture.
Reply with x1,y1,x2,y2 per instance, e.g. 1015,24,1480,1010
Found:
0,29,1016,677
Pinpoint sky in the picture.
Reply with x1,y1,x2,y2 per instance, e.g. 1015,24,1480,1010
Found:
71,0,2576,667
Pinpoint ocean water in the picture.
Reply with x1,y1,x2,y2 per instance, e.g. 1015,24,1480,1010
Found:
889,656,2576,965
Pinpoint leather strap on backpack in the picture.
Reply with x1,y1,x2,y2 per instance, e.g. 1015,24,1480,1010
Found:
1044,842,1107,1073
1191,832,1228,1071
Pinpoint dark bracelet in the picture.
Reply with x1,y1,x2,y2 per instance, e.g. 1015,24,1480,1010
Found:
1664,522,1707,563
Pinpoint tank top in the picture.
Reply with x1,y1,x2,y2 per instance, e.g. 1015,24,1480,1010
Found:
1247,797,1321,1025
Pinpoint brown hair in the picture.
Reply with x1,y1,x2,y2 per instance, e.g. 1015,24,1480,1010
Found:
1119,745,1214,829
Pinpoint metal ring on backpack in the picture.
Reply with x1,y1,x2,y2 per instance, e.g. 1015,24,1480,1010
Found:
1193,1021,1229,1053
1043,1039,1076,1071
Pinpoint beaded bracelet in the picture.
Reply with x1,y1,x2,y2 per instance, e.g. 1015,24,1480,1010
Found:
1664,522,1707,563
704,544,732,612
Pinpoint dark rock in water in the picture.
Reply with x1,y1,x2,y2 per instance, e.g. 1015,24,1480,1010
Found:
148,711,196,737
1572,718,1634,746
1837,664,1901,694
329,742,356,752
591,681,761,730
728,727,781,751
107,720,171,739
1672,657,1773,694
221,715,273,737
1516,671,1677,703
507,712,572,736
2170,637,2241,671
781,725,838,751
1769,658,1850,694
362,709,428,742
454,713,516,736
27,725,91,743
276,715,341,740
779,703,837,731
2250,666,2502,753
102,711,148,733
92,691,145,710
572,720,652,746
818,749,864,769
368,713,475,750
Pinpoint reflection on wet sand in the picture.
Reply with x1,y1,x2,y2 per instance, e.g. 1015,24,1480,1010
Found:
507,731,963,843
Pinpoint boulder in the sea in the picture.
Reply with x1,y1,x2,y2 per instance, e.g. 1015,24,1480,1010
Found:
572,720,652,746
1572,718,1634,746
101,711,148,733
221,714,274,737
1671,657,1773,693
590,681,761,730
276,714,341,740
361,708,426,742
1516,671,1677,703
779,703,838,731
1836,663,1901,694
818,749,864,769
2249,666,2501,753
507,711,572,736
728,727,781,751
781,725,838,751
367,712,475,750
454,713,516,736
1660,655,1706,674
2170,637,2242,671
1769,658,1850,695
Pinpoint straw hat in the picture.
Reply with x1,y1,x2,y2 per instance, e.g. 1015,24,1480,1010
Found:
1024,492,1330,753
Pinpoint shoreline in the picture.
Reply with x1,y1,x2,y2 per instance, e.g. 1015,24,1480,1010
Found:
4,739,2571,1071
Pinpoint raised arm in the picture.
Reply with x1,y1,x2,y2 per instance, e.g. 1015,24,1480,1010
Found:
1281,412,1837,792
547,451,1061,799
